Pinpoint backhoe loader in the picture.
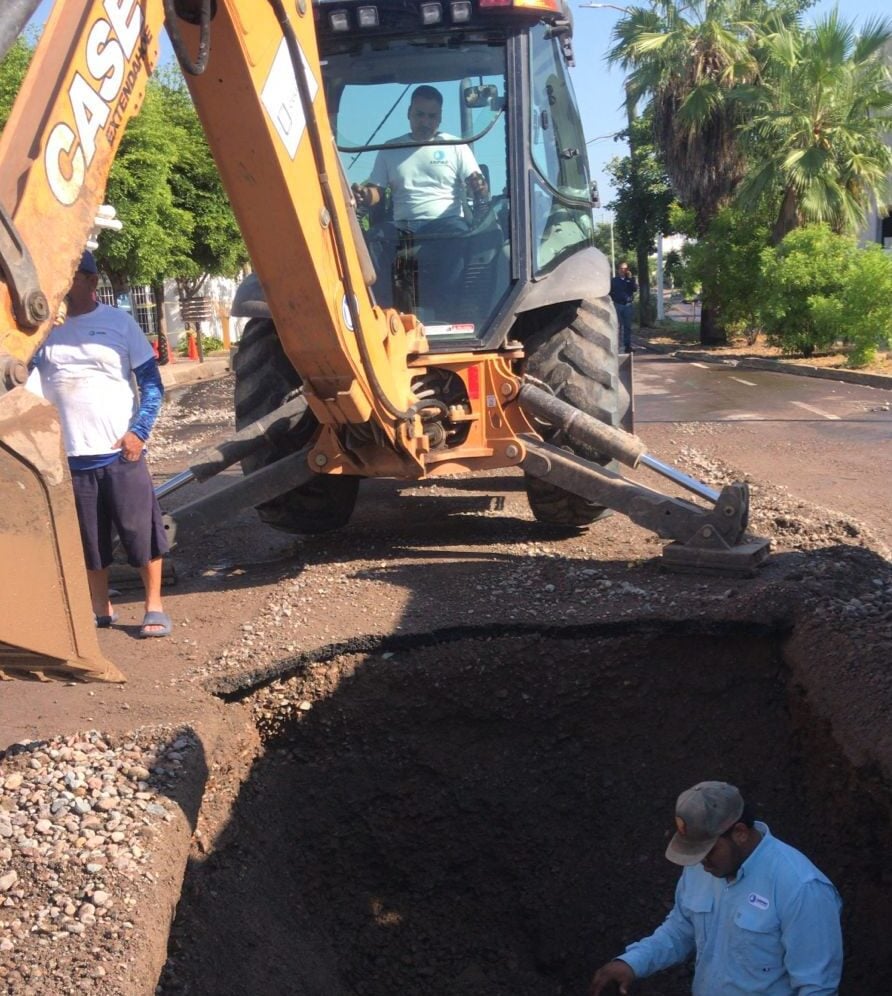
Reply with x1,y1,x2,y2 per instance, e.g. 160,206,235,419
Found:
0,0,768,683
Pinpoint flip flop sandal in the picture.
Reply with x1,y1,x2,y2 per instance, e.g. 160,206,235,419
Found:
95,613,119,628
139,611,172,639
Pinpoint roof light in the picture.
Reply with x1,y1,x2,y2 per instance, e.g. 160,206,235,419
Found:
329,9,350,30
512,0,562,10
450,1,472,21
478,0,561,9
356,5,379,27
420,2,443,25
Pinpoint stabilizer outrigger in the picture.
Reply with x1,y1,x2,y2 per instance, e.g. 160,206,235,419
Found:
154,380,770,576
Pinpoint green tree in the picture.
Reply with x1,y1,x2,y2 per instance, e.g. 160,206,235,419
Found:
100,78,194,292
607,0,801,343
737,11,892,243
759,224,892,365
155,67,248,291
0,36,32,131
606,106,674,325
682,205,771,342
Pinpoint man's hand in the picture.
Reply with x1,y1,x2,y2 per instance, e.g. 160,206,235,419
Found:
114,430,144,462
352,182,380,210
590,959,636,995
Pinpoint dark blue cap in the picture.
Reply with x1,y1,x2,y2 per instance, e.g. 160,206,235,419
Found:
78,250,98,274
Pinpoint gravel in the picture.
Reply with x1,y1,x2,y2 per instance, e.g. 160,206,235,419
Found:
0,729,198,995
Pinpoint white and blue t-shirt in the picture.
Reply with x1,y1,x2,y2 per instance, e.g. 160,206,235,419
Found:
369,132,481,228
31,303,155,459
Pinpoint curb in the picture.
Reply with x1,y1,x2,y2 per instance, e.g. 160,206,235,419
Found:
159,355,231,389
637,340,892,392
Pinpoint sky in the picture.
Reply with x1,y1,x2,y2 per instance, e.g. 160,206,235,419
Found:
27,0,892,219
570,0,892,221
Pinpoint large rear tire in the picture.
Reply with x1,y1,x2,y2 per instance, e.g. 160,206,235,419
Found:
233,317,359,534
522,296,626,528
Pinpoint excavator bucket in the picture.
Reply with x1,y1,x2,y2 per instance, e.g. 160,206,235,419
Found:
0,388,125,682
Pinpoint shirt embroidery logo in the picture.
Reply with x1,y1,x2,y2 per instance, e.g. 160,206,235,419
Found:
748,892,769,910
432,150,446,162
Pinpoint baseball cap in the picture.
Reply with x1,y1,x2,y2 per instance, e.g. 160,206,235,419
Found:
78,250,98,274
665,781,745,866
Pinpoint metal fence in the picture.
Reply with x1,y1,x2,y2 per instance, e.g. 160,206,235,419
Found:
96,279,158,338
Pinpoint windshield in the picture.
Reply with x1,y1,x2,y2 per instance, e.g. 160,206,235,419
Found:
323,36,510,341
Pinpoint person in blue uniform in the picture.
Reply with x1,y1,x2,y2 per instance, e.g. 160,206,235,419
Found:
590,780,843,995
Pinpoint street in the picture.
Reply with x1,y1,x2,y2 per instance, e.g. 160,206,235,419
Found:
633,352,892,546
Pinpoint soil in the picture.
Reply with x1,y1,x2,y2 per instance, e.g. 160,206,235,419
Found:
2,372,892,995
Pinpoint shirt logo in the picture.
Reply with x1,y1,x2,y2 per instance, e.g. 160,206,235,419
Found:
748,892,769,910
432,150,446,162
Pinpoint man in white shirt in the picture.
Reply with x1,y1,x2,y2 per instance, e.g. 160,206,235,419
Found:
30,251,172,639
352,85,489,317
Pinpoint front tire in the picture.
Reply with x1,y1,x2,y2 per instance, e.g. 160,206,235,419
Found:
521,297,626,528
233,318,359,534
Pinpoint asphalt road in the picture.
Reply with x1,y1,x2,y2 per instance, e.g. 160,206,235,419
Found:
633,352,892,546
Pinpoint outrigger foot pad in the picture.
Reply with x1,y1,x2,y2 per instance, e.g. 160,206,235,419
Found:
661,536,771,577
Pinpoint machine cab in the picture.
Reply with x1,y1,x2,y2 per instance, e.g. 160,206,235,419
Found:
315,0,596,351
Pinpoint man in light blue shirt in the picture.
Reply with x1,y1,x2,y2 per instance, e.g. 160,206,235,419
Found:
590,781,842,995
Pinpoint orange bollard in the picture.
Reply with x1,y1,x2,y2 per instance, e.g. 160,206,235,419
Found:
187,332,198,361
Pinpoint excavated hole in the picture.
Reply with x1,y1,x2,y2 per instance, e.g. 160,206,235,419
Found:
160,625,892,995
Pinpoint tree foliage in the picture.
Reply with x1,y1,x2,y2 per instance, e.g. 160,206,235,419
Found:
101,69,247,291
3,37,245,292
759,225,892,366
100,78,193,288
606,110,674,260
607,1,772,236
154,67,248,293
0,36,32,132
681,205,771,342
606,0,781,343
737,11,892,243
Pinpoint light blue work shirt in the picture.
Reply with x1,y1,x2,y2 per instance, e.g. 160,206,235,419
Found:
619,822,842,995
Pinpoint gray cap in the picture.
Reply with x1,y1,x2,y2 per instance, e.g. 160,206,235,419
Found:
665,781,744,866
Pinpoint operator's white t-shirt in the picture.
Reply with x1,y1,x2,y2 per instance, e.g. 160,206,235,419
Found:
369,132,480,227
33,303,154,457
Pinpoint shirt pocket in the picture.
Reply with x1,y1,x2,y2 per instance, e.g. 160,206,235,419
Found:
680,894,714,959
731,904,785,979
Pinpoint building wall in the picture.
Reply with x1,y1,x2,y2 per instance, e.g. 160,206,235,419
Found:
161,275,249,351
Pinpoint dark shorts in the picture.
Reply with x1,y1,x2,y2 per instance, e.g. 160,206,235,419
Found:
70,454,169,570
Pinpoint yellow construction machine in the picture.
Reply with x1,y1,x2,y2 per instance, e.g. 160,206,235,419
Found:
0,0,768,682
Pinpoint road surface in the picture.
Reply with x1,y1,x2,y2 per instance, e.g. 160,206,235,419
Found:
634,352,892,545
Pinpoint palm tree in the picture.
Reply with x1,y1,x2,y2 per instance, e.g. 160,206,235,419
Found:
607,1,787,344
736,11,892,244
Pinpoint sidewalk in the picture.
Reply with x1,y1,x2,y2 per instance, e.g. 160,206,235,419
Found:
158,352,231,389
